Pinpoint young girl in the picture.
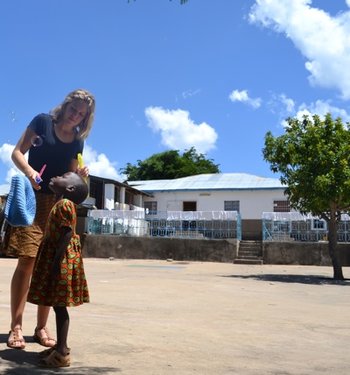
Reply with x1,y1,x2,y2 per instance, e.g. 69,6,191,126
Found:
27,172,89,368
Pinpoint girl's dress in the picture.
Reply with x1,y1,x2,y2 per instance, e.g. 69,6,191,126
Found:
28,198,89,307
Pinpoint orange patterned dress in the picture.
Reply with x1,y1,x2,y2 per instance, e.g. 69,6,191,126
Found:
28,198,89,307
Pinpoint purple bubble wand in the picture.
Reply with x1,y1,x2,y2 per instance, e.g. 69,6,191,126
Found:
35,164,47,184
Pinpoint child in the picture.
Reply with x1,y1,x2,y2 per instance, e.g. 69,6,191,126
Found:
27,172,89,368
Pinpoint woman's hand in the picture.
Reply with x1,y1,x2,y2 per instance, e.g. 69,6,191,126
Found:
27,170,42,191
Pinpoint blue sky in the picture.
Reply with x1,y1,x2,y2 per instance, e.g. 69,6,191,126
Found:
1,0,350,192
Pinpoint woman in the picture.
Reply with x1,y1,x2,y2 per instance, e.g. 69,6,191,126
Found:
4,89,95,349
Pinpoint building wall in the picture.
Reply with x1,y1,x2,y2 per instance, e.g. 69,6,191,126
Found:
104,183,115,210
142,189,287,240
143,189,286,218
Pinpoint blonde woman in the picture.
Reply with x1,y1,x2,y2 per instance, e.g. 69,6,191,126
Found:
4,89,95,349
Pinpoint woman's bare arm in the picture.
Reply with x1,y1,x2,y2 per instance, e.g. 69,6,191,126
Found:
12,128,41,189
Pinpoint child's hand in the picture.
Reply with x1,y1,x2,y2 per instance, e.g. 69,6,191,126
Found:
77,166,89,178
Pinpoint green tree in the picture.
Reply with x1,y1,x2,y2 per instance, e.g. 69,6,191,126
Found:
263,113,350,280
122,147,220,181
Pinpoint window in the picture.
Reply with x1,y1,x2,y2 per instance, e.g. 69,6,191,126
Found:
183,201,197,211
114,186,120,203
89,181,97,199
144,201,157,215
89,180,103,208
273,200,290,212
224,200,240,212
312,219,327,230
125,191,133,205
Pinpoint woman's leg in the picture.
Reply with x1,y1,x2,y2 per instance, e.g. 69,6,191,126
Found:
11,257,55,347
37,305,51,328
8,257,36,348
53,306,70,356
34,305,56,347
10,257,36,330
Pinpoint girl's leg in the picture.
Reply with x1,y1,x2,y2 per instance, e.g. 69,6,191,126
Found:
53,306,70,356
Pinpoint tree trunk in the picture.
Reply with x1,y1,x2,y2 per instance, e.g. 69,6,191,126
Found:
328,212,344,280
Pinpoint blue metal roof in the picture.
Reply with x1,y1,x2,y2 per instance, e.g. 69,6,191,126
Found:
128,173,285,192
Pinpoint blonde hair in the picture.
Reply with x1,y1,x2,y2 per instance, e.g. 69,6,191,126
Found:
50,89,95,140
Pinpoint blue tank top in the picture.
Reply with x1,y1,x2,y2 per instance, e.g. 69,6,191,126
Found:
28,113,84,193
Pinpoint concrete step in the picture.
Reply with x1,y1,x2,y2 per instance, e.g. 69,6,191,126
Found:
234,258,263,265
239,244,261,248
239,241,262,254
239,249,261,256
238,254,261,260
236,240,263,264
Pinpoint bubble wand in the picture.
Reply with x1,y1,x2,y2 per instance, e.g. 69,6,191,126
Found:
77,153,88,182
35,164,47,184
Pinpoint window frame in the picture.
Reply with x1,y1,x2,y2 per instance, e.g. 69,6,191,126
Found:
224,200,240,212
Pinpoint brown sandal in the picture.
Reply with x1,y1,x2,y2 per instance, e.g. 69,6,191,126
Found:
39,345,71,358
7,328,26,349
39,349,71,368
33,327,56,348
38,345,56,358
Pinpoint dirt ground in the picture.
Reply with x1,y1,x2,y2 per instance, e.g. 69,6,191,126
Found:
0,258,349,374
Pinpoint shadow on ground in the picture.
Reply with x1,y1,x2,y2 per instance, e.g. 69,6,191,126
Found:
222,273,350,285
0,335,120,374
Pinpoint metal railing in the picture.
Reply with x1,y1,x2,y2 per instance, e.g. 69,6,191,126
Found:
262,212,350,242
87,209,241,240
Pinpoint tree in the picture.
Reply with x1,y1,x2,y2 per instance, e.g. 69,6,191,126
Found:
263,113,350,280
122,147,220,181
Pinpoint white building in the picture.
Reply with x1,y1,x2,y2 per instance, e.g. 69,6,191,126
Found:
128,173,288,240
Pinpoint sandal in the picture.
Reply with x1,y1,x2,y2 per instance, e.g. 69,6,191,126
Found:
39,345,71,358
33,327,56,348
38,345,56,358
39,349,71,368
7,327,26,349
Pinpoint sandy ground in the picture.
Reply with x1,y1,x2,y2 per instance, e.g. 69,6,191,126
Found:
0,258,349,374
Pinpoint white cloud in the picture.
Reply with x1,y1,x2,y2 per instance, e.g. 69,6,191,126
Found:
0,144,14,165
182,89,201,99
228,89,262,109
295,100,350,121
0,184,10,195
267,93,295,116
249,0,350,99
0,143,21,183
280,94,295,113
281,99,350,126
145,106,218,154
83,144,121,181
